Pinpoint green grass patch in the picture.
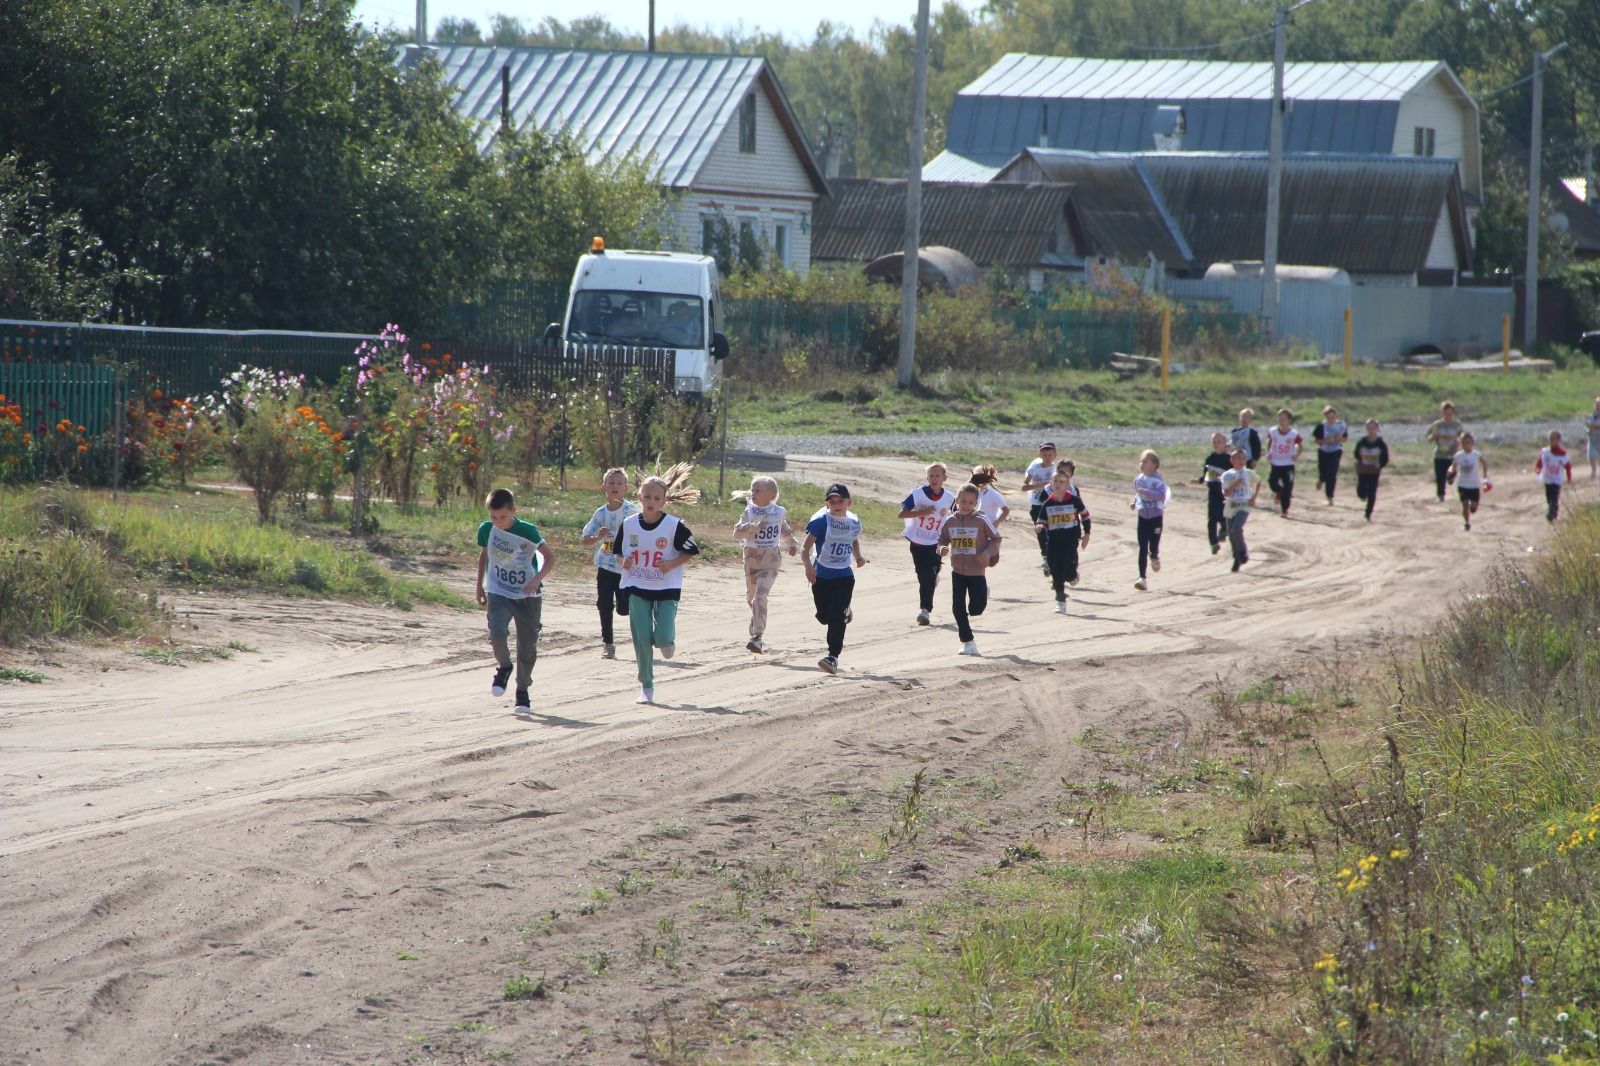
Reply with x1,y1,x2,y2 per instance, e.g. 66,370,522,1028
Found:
0,666,46,683
727,363,1599,437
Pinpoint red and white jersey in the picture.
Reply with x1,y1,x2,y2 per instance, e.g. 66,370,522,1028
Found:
619,513,687,593
901,485,954,546
1266,426,1302,467
1536,446,1572,485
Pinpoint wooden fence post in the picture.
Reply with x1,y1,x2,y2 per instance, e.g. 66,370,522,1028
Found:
1159,307,1171,390
1343,307,1353,373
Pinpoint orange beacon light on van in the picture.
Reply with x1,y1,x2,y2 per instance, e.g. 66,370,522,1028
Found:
591,236,605,253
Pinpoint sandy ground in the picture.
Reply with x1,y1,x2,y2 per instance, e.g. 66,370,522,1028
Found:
0,457,1579,1065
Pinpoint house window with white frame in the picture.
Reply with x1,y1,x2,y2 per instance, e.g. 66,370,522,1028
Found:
1413,127,1436,157
773,223,790,268
739,93,757,154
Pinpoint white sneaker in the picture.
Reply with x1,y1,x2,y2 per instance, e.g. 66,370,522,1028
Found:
1054,600,1068,615
818,656,838,675
659,643,675,660
636,687,654,704
1134,578,1148,591
959,641,979,656
916,609,931,626
746,636,764,654
601,643,616,660
1151,557,1161,573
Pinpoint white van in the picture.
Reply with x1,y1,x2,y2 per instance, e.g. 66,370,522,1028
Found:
545,242,729,395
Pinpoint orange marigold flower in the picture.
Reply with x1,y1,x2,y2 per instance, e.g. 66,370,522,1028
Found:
77,443,89,453
421,342,432,351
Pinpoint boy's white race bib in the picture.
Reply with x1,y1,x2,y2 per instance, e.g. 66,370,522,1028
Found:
485,525,541,598
814,512,861,569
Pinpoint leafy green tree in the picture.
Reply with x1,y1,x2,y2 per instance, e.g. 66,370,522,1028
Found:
433,16,482,43
0,153,136,321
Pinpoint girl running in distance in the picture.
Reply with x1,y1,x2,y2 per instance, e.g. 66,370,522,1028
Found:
1130,449,1167,591
615,476,700,705
1448,432,1487,532
1265,408,1302,517
1535,429,1573,523
969,464,1010,529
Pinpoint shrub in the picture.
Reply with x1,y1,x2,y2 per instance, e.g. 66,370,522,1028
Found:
201,366,312,522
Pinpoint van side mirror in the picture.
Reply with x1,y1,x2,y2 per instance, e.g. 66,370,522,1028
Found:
711,331,729,361
542,322,562,347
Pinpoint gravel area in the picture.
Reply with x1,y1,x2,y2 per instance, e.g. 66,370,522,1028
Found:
732,419,1578,458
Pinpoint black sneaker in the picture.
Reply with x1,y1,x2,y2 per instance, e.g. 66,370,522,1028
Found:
514,688,531,712
818,656,838,675
490,665,512,696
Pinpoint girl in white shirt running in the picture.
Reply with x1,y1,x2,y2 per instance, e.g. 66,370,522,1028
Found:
1447,432,1488,532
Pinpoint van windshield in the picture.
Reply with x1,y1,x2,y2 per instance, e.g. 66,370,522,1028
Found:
567,290,704,349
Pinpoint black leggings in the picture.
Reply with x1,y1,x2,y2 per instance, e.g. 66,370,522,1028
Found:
1434,456,1453,500
1317,450,1341,500
811,575,855,657
1356,473,1380,519
951,572,988,643
1546,482,1563,521
909,542,942,612
1045,529,1081,599
1268,465,1295,514
596,567,629,645
1030,504,1048,559
1136,515,1163,578
1206,488,1226,548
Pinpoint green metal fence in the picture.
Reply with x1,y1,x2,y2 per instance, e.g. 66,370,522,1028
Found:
0,360,127,438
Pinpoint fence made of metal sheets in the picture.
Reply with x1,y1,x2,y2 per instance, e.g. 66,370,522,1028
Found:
0,360,127,438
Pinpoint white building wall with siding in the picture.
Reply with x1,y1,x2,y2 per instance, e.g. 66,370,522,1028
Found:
1394,73,1480,201
1423,202,1459,273
662,192,815,274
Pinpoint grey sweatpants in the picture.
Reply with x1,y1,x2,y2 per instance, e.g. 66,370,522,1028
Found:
487,593,541,690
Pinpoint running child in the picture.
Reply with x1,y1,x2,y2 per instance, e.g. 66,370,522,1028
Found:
1535,429,1574,523
1312,404,1348,504
1130,449,1168,591
1426,401,1464,503
1265,408,1303,517
1351,420,1389,523
732,475,799,654
477,487,556,713
803,483,867,675
938,483,1002,656
899,461,955,625
1219,449,1262,573
1022,442,1058,570
1231,408,1262,468
1584,397,1600,480
580,468,638,659
614,476,700,705
1035,468,1091,613
1195,431,1232,554
970,464,1010,529
1448,432,1487,532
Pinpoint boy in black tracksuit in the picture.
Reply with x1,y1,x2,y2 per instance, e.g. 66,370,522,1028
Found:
1196,431,1232,555
1034,470,1091,612
1352,420,1390,522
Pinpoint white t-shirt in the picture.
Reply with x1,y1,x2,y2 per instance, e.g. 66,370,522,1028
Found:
901,485,954,546
1267,426,1302,467
1454,449,1483,489
1538,447,1571,485
1132,473,1169,518
1221,467,1261,514
977,485,1008,525
581,501,639,574
1023,459,1054,505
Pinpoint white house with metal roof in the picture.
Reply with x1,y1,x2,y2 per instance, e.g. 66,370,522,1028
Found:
408,46,830,273
928,54,1482,208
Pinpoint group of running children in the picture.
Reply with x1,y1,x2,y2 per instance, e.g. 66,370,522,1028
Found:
474,396,1600,709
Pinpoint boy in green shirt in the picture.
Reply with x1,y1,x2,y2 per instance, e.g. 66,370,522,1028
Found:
477,487,555,713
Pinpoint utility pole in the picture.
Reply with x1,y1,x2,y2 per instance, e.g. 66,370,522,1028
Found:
1260,5,1287,345
648,0,655,52
897,0,931,389
1525,42,1567,351
415,0,426,44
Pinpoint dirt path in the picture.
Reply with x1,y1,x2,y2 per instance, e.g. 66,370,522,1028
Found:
0,461,1576,1064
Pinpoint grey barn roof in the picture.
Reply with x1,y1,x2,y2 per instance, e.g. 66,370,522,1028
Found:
944,54,1473,167
812,179,1083,267
998,149,1468,276
408,45,827,193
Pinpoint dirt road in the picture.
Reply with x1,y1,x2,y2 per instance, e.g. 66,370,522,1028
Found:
0,460,1574,1064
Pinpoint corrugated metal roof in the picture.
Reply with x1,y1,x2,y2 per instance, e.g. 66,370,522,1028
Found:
946,54,1473,163
412,46,827,193
811,180,1081,267
997,149,1466,275
923,151,1005,182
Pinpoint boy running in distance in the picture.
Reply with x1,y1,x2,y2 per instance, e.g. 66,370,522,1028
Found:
580,468,637,659
1035,468,1091,613
1312,404,1348,504
614,476,700,705
1535,429,1574,523
1265,408,1303,517
477,488,556,713
1022,442,1058,572
1196,431,1231,554
1448,432,1487,532
939,483,1002,656
732,475,798,654
1231,409,1262,469
804,483,867,675
1130,449,1167,591
1426,401,1464,503
1352,420,1390,523
1585,397,1600,480
970,464,1010,529
899,462,954,625
1219,449,1262,573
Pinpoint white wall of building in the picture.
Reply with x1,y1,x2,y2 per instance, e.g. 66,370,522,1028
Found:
1394,71,1480,202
